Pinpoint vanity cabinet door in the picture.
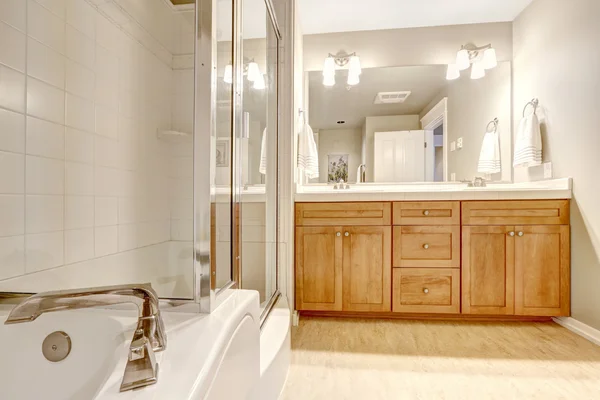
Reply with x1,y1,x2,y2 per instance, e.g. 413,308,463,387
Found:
295,227,343,311
342,226,392,312
514,225,570,316
462,226,515,315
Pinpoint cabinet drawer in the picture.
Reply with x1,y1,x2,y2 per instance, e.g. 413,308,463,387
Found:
393,202,460,225
462,200,569,225
393,226,460,268
296,202,391,226
393,268,460,314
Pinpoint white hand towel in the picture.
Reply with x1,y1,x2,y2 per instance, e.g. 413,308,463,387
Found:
514,113,542,167
477,130,501,174
297,122,319,179
259,128,267,175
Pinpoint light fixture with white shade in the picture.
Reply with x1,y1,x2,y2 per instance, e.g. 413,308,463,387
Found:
482,48,498,70
323,56,336,78
321,51,361,87
224,64,233,84
323,74,335,87
348,55,361,77
455,49,470,71
347,72,360,86
253,73,266,90
446,63,460,80
247,62,260,82
470,60,486,80
447,43,497,81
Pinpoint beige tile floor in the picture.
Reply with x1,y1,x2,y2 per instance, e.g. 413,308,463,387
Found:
280,317,600,400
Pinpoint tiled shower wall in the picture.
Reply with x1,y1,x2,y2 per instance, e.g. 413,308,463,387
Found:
0,0,195,285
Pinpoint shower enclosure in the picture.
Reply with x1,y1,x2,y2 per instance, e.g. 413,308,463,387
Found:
0,0,282,321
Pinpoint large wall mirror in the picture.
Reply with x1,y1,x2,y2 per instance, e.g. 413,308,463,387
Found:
297,16,514,185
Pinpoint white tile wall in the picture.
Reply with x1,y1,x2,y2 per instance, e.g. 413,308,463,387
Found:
0,22,26,72
0,235,25,280
0,108,25,153
28,0,65,54
27,77,65,123
0,64,26,112
0,0,194,284
0,151,25,193
27,38,65,89
0,195,25,237
25,231,64,273
26,116,65,159
25,195,64,233
0,0,27,32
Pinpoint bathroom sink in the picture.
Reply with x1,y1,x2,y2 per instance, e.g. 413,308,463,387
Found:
0,309,127,400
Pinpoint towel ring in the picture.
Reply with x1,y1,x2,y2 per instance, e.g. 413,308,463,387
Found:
486,118,499,133
522,98,539,117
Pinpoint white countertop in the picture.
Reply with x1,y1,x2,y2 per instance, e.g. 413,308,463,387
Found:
294,178,572,202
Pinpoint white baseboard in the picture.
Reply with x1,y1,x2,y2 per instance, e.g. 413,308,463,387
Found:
553,317,600,346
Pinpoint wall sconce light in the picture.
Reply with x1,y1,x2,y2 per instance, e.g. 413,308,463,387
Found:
322,51,361,87
223,59,265,89
447,43,497,81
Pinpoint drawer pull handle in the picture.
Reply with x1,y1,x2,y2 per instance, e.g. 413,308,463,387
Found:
423,244,430,249
344,232,349,237
336,232,341,237
423,288,429,294
423,210,430,216
508,231,515,237
518,231,524,237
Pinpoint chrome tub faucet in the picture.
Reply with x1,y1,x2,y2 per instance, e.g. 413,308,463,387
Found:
4,283,167,392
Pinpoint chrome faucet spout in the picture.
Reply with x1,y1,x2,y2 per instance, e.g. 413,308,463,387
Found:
356,164,366,184
4,283,166,392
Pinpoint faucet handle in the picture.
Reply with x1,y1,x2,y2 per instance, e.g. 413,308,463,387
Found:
129,330,147,361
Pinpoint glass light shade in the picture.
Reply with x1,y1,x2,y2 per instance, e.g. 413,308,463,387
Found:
347,72,360,86
348,55,362,77
323,74,335,87
253,73,266,90
247,62,260,81
456,49,470,71
323,56,336,77
446,63,460,80
224,64,233,84
482,48,498,70
471,60,486,80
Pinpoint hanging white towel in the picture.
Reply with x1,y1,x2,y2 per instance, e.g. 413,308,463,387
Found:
297,120,319,179
477,130,501,174
259,128,267,175
514,113,542,167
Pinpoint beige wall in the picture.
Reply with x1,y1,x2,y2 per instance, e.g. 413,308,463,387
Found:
303,22,513,71
423,62,512,182
513,0,600,329
317,128,363,183
363,115,421,181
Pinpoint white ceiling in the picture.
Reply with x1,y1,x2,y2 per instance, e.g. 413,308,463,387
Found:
309,65,448,130
298,0,533,35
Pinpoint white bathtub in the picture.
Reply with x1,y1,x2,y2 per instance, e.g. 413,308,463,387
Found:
0,290,262,399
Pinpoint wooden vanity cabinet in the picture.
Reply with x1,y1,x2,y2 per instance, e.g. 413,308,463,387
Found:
295,200,571,319
295,203,392,312
461,201,570,317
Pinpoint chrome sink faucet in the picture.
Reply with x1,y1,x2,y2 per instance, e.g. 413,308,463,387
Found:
356,164,366,184
4,284,167,392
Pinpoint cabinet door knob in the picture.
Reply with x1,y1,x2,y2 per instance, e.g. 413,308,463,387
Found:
518,231,524,237
423,244,430,249
508,231,515,237
344,232,349,237
423,288,429,294
336,232,341,237
423,210,430,216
